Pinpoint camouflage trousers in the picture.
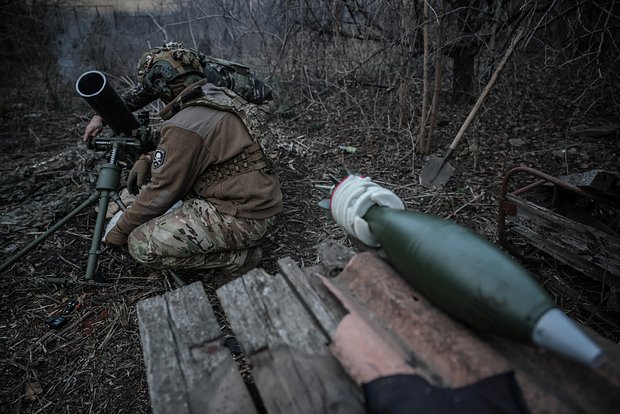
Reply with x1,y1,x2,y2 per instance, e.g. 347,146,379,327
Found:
127,199,275,271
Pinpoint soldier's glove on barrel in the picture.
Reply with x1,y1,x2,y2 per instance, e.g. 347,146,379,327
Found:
127,155,151,195
103,211,127,247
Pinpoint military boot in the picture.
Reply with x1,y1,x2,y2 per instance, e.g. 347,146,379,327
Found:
213,246,263,287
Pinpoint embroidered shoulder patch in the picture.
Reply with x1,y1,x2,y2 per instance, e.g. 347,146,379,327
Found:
152,149,166,169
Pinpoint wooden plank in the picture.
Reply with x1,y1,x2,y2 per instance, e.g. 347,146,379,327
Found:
506,194,620,283
559,169,620,200
217,269,327,355
137,295,188,413
324,252,620,414
278,257,347,337
137,282,257,414
217,268,364,414
251,345,365,414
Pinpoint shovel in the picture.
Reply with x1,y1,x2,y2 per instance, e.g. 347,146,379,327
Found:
419,144,458,189
420,23,527,189
419,100,482,189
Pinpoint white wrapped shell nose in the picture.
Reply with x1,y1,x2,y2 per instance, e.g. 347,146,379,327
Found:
330,176,404,246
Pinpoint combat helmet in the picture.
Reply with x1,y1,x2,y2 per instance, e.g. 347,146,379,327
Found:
137,42,206,102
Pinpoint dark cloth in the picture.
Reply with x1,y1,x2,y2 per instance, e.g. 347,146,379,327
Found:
363,372,530,414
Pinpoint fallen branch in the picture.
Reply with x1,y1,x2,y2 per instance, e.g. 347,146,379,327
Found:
446,19,529,157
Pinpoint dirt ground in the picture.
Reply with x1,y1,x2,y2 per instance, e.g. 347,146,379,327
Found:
1,60,619,412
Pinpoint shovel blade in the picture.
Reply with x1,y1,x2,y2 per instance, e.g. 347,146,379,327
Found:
420,155,455,189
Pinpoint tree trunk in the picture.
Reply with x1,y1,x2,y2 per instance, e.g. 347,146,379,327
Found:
448,0,485,104
418,0,430,152
451,46,477,104
425,0,447,154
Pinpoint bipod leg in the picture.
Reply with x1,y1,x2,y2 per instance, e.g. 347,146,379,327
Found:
85,162,122,281
85,189,112,280
0,193,100,274
110,191,126,212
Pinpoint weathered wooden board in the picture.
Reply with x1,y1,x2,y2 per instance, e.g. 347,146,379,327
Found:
137,282,257,414
506,194,620,284
325,252,620,414
559,169,620,199
250,344,364,414
217,269,327,355
277,257,347,337
217,268,364,414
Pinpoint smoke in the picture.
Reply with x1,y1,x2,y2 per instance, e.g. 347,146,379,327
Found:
56,10,98,83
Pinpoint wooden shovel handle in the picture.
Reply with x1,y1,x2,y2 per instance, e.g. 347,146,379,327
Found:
448,24,527,151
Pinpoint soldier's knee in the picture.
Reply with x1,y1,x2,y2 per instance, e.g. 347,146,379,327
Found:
127,229,152,265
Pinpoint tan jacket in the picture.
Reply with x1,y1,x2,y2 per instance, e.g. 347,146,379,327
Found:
116,83,282,237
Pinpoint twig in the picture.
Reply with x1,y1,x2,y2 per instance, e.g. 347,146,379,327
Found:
98,313,119,350
418,0,431,153
57,254,81,270
28,128,41,145
424,0,447,154
147,13,169,42
397,0,416,130
445,192,485,220
445,17,530,156
188,20,197,50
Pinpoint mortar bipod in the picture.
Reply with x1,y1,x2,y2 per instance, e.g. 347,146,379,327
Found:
0,137,140,280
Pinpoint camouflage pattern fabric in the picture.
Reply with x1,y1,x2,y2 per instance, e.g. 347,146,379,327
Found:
178,87,279,170
202,58,273,104
136,45,204,86
120,83,158,113
127,198,275,270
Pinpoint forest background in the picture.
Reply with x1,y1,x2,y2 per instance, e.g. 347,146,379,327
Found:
0,0,618,412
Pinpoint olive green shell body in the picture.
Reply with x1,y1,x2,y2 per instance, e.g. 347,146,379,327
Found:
364,206,554,341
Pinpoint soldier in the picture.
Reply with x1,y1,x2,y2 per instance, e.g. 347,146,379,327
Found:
100,44,282,275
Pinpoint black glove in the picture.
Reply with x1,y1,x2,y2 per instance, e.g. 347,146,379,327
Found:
127,156,150,195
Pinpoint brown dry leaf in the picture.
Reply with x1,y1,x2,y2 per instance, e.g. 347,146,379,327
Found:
24,381,43,401
509,138,526,147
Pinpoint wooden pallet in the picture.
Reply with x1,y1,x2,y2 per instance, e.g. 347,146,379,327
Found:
137,241,363,414
137,240,620,414
505,194,620,285
502,169,620,314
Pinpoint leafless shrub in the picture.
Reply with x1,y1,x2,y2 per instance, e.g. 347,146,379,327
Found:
2,1,617,147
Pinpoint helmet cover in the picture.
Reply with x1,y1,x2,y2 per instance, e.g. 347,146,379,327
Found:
137,42,206,100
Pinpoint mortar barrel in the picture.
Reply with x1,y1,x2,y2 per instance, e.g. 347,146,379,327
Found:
76,70,138,137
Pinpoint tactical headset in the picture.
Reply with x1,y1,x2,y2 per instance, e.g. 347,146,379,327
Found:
137,42,206,102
